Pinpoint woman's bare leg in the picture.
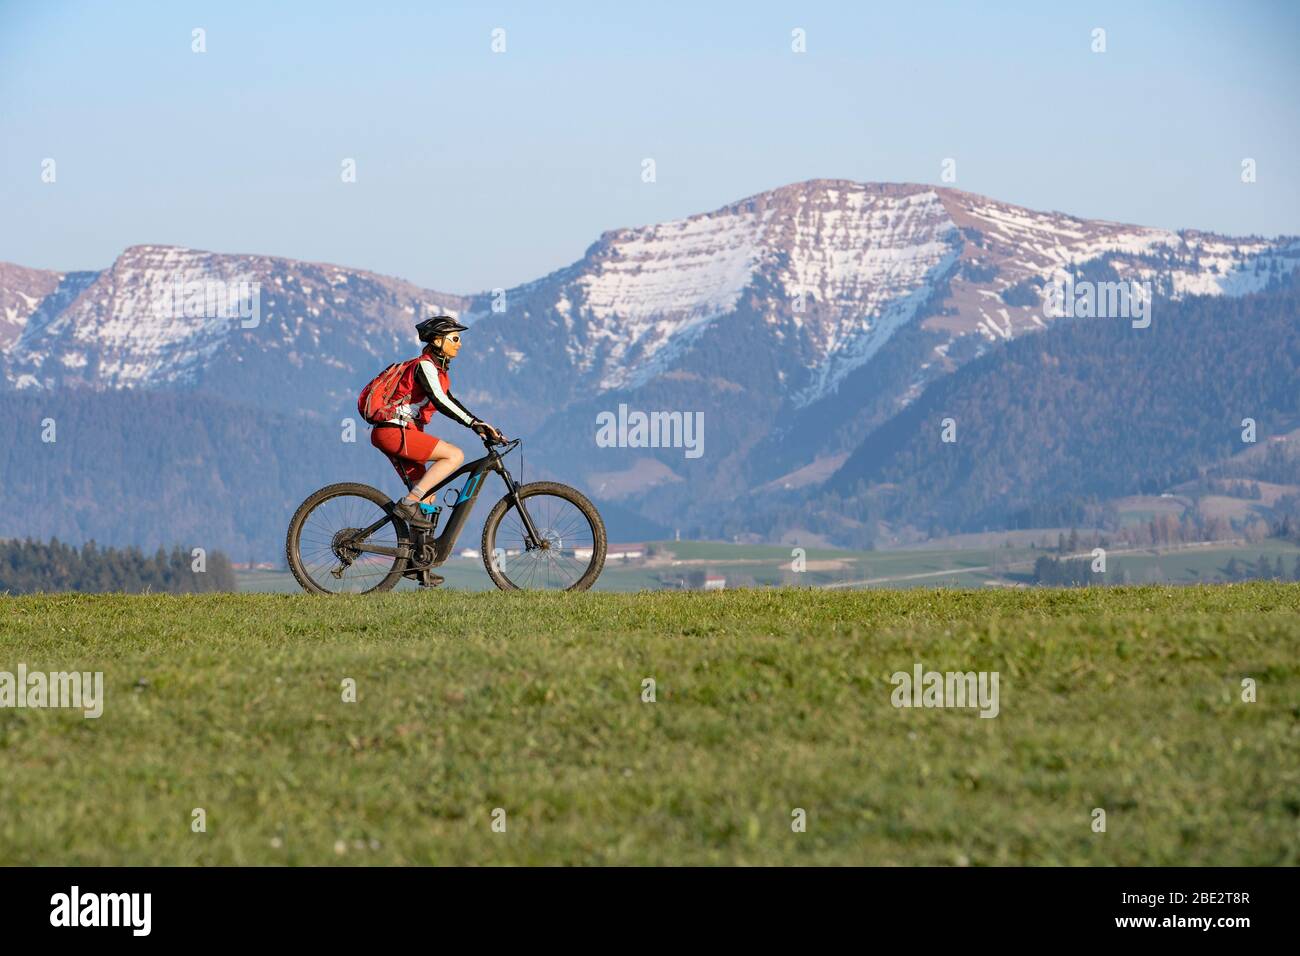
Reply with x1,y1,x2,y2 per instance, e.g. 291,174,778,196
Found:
402,441,464,504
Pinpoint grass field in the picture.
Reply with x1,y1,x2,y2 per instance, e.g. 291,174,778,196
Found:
1,584,1297,865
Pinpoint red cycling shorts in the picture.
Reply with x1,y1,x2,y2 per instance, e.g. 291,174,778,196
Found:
371,424,441,484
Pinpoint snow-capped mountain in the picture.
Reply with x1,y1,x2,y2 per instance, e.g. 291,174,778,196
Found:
463,184,964,405
3,179,1297,538
7,182,1295,409
1,246,469,410
451,180,1297,417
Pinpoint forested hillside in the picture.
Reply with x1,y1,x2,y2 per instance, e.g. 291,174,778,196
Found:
0,390,665,559
0,391,398,561
802,275,1300,543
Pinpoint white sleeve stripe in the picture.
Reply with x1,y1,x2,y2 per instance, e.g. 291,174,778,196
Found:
418,360,475,426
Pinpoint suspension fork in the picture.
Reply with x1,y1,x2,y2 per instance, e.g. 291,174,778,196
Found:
498,463,545,550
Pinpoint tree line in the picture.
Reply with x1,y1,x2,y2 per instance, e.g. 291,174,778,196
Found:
0,537,237,594
1033,551,1300,587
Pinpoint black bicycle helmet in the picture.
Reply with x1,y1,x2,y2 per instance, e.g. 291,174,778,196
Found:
416,314,468,344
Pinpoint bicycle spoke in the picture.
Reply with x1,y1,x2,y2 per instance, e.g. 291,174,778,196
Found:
292,491,404,594
493,492,598,591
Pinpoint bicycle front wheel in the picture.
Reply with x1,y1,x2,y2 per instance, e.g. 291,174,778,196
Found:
480,482,606,591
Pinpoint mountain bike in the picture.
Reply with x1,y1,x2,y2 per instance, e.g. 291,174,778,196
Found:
286,435,606,594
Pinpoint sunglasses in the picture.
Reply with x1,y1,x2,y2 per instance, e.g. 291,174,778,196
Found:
440,334,461,344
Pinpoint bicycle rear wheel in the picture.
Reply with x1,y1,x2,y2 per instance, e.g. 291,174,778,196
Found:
286,482,409,594
480,481,606,591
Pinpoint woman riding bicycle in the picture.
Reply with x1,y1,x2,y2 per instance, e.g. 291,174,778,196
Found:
288,312,605,594
371,315,505,527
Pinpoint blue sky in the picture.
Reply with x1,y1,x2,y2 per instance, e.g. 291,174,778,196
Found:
2,0,1297,292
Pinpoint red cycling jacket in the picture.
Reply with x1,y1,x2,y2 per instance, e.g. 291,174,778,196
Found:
383,350,480,431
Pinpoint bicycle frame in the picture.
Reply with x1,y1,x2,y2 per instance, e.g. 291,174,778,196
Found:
350,439,543,568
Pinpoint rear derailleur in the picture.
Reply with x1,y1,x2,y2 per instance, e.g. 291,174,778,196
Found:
329,528,362,579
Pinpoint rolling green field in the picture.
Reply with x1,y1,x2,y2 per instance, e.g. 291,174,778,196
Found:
1,584,1297,865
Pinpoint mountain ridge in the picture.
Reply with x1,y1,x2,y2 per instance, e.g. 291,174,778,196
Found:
4,178,1298,548
6,178,1297,404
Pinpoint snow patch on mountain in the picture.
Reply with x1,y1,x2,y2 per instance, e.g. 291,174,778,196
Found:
778,187,961,405
794,241,961,406
581,208,771,321
571,206,772,389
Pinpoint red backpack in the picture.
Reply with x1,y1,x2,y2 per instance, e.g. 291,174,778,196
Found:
357,357,422,424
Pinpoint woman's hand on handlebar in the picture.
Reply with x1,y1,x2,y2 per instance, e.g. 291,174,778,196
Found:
472,420,507,444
